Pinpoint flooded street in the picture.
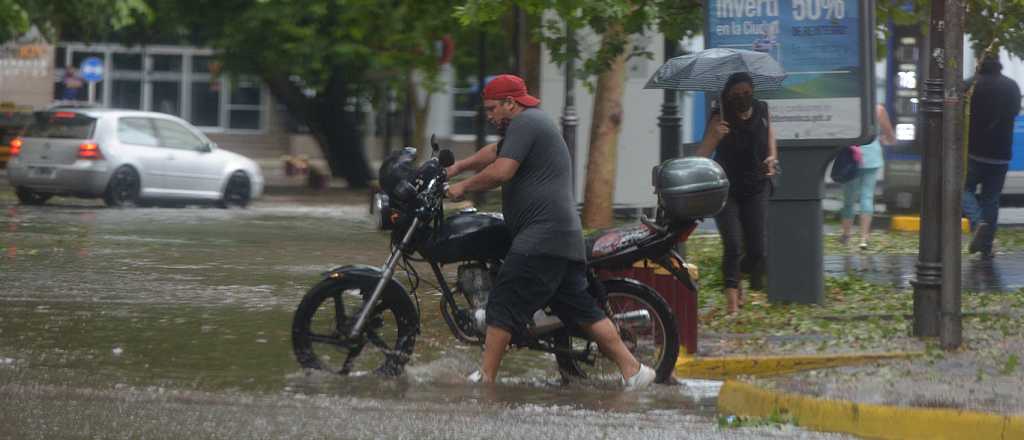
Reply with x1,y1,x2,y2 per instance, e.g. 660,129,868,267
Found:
0,193,848,439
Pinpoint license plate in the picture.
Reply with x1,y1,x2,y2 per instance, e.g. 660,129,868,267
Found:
30,166,56,178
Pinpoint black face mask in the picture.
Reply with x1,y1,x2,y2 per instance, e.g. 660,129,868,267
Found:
728,94,754,114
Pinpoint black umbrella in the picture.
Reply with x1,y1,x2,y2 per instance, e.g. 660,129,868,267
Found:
644,48,787,92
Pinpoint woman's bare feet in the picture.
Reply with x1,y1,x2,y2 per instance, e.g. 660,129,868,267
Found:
725,288,741,314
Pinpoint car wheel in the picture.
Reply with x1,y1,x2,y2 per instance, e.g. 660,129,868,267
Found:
15,187,52,206
219,171,251,208
104,166,141,208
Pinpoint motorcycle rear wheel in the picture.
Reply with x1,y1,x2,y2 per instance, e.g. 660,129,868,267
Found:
555,279,680,384
292,278,418,376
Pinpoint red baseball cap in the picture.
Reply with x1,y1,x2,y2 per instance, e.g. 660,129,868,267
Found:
482,74,540,107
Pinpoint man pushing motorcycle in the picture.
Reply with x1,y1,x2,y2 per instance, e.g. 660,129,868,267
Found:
445,74,656,388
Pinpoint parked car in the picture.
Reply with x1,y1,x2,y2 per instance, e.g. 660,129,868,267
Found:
6,108,264,207
0,104,33,168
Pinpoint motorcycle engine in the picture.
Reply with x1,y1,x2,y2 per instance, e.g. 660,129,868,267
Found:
456,263,497,333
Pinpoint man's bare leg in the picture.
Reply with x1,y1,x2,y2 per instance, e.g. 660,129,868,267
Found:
580,318,641,379
480,325,513,383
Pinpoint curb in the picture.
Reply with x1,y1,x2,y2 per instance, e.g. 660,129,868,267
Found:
718,380,1024,440
891,215,970,233
674,352,920,380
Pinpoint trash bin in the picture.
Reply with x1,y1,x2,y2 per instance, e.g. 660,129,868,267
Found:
597,259,698,354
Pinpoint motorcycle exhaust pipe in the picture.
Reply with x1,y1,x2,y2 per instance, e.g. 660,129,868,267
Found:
612,309,651,326
473,308,567,337
474,309,649,337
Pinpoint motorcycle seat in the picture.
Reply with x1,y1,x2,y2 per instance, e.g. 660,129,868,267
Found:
585,223,659,262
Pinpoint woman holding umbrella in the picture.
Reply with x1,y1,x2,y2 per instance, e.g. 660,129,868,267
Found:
696,72,779,314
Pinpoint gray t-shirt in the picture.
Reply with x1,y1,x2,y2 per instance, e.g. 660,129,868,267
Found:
498,107,586,262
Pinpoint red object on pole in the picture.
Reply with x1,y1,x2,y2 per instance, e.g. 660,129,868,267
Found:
597,259,698,354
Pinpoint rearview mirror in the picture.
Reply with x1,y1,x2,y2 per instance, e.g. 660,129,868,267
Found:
196,142,214,153
439,149,455,168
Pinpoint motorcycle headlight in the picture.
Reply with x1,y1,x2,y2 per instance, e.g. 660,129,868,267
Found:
374,192,399,230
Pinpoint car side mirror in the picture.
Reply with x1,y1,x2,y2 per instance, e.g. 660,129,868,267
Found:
197,142,214,153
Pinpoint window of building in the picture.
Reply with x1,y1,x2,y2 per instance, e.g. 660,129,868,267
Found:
227,76,262,130
451,81,496,138
113,53,142,71
189,55,221,127
152,81,182,116
54,44,266,133
152,54,182,73
110,52,142,109
111,80,142,109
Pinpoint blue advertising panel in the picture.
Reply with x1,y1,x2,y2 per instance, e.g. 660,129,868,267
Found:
1011,115,1024,171
705,0,874,146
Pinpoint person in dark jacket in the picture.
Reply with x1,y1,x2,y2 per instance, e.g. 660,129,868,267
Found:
696,72,778,314
963,56,1022,258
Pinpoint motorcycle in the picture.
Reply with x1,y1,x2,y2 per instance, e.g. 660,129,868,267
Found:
291,136,729,384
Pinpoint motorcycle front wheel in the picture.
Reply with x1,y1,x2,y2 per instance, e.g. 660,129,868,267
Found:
291,278,418,376
555,279,680,384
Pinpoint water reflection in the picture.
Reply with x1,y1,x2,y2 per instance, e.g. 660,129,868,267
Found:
826,253,1024,292
0,198,718,420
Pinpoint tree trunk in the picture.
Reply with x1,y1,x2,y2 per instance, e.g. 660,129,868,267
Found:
262,73,371,188
409,74,433,162
581,26,629,229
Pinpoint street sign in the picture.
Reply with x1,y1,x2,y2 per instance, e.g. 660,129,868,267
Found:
705,0,875,147
80,57,103,82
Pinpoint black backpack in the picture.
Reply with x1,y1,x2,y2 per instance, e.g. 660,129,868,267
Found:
830,146,861,183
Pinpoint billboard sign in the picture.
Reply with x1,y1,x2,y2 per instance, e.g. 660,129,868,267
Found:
705,0,874,147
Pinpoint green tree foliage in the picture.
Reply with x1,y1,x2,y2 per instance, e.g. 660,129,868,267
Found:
0,0,150,42
456,0,702,84
123,0,468,186
965,0,1024,59
876,0,1024,62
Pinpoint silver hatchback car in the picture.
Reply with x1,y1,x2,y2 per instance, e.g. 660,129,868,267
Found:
7,108,264,207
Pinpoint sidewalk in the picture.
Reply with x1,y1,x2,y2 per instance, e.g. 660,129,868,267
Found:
688,310,1024,438
821,184,1024,227
685,244,1024,439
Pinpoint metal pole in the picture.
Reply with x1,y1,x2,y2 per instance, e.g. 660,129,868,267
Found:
940,0,965,349
912,0,945,338
658,38,682,163
513,6,524,76
476,30,487,151
561,24,579,191
402,84,413,147
383,88,394,155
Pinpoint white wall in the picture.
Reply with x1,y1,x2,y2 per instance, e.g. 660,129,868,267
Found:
539,30,665,208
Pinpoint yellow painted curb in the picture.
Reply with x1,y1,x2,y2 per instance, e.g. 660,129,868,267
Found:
891,215,970,233
718,380,1024,440
675,352,920,380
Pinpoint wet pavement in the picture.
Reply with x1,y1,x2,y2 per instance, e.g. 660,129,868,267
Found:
824,253,1024,292
0,186,857,439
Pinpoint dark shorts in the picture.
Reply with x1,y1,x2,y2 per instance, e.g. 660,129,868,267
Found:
485,253,607,337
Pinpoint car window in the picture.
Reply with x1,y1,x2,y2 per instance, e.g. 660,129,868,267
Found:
23,112,97,139
154,119,205,150
118,118,159,146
